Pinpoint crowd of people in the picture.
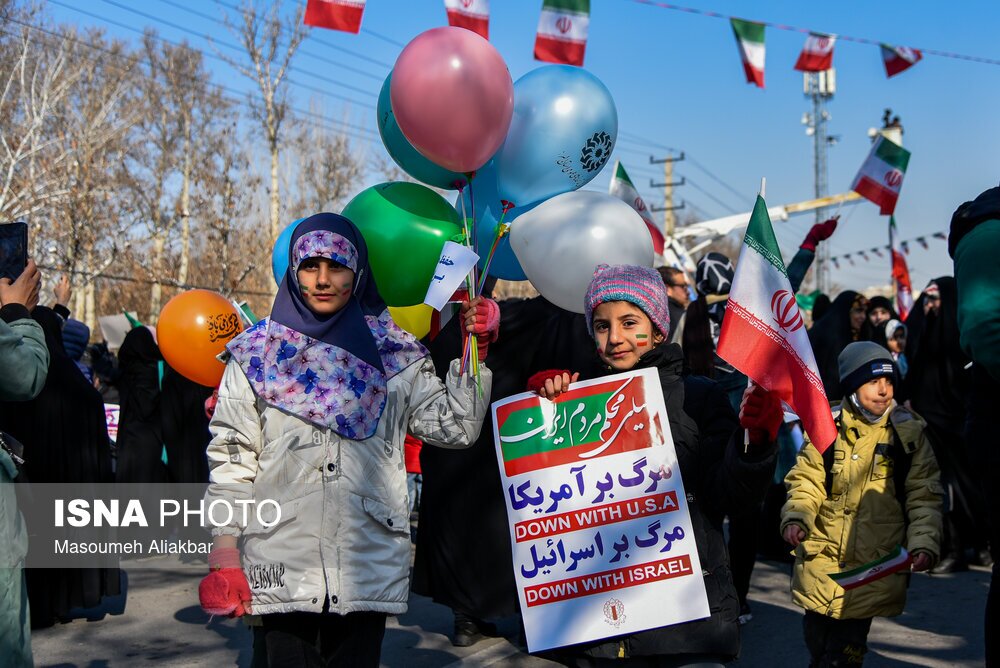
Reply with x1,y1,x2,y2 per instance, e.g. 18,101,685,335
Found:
0,188,998,666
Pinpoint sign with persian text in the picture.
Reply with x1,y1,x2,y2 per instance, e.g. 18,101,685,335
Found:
492,368,709,652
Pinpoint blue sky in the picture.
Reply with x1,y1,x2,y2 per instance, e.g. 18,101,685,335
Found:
46,0,1000,294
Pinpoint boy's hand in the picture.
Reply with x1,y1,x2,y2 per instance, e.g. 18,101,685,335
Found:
783,524,806,547
911,551,932,572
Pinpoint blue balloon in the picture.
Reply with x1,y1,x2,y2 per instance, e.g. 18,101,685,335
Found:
495,65,618,208
271,218,305,286
377,73,466,190
456,161,533,281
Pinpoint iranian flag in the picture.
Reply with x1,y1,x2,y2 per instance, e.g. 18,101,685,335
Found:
889,217,914,319
794,32,836,72
717,195,837,453
534,0,590,67
829,546,912,590
851,135,910,215
608,160,665,257
445,0,490,39
730,18,765,88
495,375,655,476
304,0,366,33
881,44,922,78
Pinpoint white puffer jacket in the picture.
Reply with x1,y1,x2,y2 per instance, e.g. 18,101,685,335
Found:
205,355,491,616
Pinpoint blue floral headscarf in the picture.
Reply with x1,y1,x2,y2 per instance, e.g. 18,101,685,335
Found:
227,213,427,440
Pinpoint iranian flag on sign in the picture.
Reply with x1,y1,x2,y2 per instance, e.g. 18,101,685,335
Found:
794,32,836,72
495,374,659,476
851,135,910,215
889,217,914,319
534,0,590,67
444,0,490,39
881,44,922,78
304,0,366,33
717,195,837,453
730,18,765,87
608,160,665,258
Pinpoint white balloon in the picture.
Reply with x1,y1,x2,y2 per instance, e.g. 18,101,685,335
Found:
510,191,655,313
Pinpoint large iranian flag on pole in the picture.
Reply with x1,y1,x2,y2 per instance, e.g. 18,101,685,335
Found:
445,0,490,39
889,217,914,319
717,195,837,453
730,18,765,88
794,32,836,72
609,160,665,257
534,0,589,67
304,0,366,33
851,135,910,215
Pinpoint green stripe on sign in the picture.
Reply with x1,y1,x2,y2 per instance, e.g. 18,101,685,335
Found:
498,391,610,462
731,18,764,44
743,195,788,277
874,136,910,171
543,0,590,13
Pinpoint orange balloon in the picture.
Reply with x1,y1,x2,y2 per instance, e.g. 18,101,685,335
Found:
157,290,243,387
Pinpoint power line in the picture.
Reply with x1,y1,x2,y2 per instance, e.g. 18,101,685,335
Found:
678,174,740,214
626,0,1000,67
685,155,750,206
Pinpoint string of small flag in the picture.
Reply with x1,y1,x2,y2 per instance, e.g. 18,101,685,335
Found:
303,0,1000,80
828,231,947,269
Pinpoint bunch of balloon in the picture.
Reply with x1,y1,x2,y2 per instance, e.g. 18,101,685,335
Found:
342,182,463,307
494,65,619,209
510,191,655,313
157,290,244,387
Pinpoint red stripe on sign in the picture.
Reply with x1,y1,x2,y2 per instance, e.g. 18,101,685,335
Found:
534,36,586,66
853,174,899,215
514,491,679,543
524,554,693,607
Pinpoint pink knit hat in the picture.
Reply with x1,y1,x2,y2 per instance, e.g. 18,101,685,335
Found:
584,264,671,337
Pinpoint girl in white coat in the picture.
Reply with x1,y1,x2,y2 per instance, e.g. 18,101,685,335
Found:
199,213,497,667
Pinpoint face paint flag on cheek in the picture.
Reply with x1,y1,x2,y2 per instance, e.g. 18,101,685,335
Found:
636,333,649,347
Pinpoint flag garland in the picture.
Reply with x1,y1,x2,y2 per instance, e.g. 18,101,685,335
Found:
730,18,765,87
534,0,590,66
304,0,366,33
444,0,490,39
794,32,836,72
881,44,922,78
826,231,947,264
851,135,910,216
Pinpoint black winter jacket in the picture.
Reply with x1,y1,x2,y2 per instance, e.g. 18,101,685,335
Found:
554,343,777,662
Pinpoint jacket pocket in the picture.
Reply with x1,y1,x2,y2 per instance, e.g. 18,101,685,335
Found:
242,496,302,537
361,496,409,536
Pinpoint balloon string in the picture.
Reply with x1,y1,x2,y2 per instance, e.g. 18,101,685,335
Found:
476,200,515,295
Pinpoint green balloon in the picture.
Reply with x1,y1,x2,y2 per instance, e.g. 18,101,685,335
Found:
342,182,462,307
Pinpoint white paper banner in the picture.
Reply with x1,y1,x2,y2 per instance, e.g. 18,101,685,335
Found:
424,241,479,311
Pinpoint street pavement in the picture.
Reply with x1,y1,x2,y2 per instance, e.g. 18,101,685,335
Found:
32,557,989,666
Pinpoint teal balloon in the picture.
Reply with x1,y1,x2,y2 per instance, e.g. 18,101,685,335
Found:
377,73,466,190
496,65,618,207
271,218,305,286
457,161,532,281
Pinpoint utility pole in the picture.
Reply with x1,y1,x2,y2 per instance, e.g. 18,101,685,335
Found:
649,152,686,237
801,69,837,293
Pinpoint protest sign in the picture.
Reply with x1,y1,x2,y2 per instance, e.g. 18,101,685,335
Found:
423,241,479,310
492,368,710,652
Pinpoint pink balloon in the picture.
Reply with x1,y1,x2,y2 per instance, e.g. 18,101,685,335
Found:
391,27,513,174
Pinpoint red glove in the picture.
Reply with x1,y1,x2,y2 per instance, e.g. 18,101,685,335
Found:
460,297,500,360
527,369,572,394
739,385,783,445
800,218,839,252
204,390,219,420
199,548,251,617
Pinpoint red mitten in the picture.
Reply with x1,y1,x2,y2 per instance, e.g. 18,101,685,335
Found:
739,385,783,445
527,369,573,394
204,390,219,420
800,218,839,252
199,548,251,617
461,297,500,360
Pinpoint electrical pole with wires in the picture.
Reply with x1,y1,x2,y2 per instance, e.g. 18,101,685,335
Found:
649,153,686,238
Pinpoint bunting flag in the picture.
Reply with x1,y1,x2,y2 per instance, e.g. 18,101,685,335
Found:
304,0,366,33
832,258,840,270
917,236,928,250
717,195,837,453
871,248,883,258
851,135,910,215
794,32,836,72
881,44,922,78
608,160,665,259
730,18,765,87
889,217,914,320
932,232,947,240
534,0,590,66
901,240,909,254
829,546,911,590
847,255,855,266
445,0,490,39
859,251,869,261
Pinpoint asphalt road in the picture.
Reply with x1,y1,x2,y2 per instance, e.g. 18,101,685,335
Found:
31,557,989,666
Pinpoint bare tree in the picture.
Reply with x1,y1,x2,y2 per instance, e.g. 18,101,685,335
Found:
221,1,306,242
287,109,364,215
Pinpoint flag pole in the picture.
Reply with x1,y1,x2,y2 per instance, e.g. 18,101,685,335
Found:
744,176,766,453
760,176,766,198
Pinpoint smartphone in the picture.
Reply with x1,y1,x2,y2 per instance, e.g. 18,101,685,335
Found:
0,222,28,282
